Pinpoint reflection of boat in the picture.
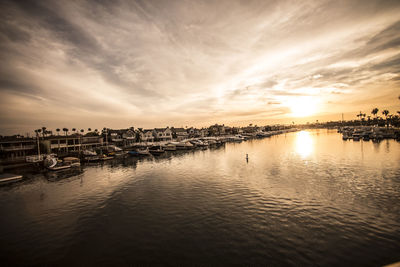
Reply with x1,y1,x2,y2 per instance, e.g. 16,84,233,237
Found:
149,145,165,155
45,168,83,182
101,155,114,161
0,173,23,184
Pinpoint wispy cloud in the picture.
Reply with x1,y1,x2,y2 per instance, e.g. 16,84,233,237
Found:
0,0,399,134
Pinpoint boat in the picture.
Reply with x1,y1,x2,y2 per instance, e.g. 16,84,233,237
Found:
171,142,187,150
43,155,71,171
128,150,141,156
149,145,165,155
138,147,151,156
163,143,177,151
63,157,81,167
0,173,23,184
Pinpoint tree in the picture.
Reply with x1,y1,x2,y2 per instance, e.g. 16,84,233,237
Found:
371,108,379,117
382,110,390,128
63,128,68,136
80,129,84,135
72,128,76,134
56,128,60,135
88,128,91,132
41,127,46,138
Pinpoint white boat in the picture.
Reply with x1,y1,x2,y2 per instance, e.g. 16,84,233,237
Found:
83,150,97,156
138,148,151,156
63,157,81,167
171,142,187,150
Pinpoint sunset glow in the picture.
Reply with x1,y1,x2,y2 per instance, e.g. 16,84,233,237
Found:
0,0,399,134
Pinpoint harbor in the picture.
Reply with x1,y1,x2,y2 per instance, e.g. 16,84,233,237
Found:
0,125,298,178
0,129,399,266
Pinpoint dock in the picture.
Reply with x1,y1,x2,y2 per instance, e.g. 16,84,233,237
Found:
0,173,23,183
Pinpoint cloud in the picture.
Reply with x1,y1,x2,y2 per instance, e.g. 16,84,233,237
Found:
0,0,400,134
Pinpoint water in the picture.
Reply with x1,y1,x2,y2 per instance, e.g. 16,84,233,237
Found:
1,129,399,266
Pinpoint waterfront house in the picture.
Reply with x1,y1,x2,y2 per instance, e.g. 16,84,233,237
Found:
209,124,226,136
172,128,189,141
200,128,209,137
153,127,173,142
140,129,155,143
108,128,136,148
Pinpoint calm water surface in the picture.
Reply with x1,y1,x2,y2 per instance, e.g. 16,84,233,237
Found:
1,130,399,266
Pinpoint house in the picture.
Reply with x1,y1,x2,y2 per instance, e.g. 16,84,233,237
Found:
200,128,209,137
140,129,155,143
187,127,201,138
172,128,189,141
208,124,225,136
108,128,136,148
242,124,259,133
153,127,173,141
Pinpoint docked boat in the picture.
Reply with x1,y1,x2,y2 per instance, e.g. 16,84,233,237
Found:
171,142,187,150
163,143,177,151
100,154,114,161
128,150,140,156
138,147,151,156
0,173,23,184
149,145,165,155
63,157,81,167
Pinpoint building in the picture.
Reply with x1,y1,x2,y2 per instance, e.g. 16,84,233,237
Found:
153,127,173,141
172,128,189,141
41,134,103,155
0,136,37,163
208,124,226,136
139,129,155,143
108,128,136,148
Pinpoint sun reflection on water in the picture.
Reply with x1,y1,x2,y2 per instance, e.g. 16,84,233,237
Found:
295,131,314,158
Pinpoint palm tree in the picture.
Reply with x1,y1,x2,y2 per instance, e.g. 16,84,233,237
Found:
72,128,76,135
56,128,60,136
94,129,98,135
63,128,68,136
88,128,92,132
80,129,84,134
382,110,390,128
41,127,46,138
371,108,379,117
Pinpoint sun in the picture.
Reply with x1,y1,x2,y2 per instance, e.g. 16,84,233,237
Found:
287,96,317,117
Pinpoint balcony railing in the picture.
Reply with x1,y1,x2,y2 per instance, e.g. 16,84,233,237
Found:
0,145,36,151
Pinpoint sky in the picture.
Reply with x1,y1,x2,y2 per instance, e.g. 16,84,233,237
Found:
0,0,399,135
